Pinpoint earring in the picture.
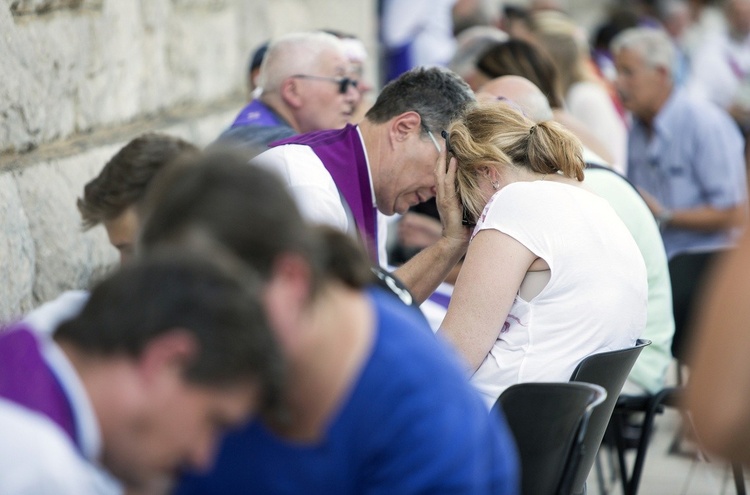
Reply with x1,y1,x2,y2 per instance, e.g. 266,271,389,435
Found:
491,180,500,190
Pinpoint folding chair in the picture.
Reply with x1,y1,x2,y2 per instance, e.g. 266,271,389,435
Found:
492,382,606,495
567,339,651,495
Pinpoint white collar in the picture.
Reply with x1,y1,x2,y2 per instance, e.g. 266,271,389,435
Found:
356,125,377,208
41,337,102,462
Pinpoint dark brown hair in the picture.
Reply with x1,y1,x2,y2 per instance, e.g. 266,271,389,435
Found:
476,39,565,109
55,248,283,401
77,133,199,229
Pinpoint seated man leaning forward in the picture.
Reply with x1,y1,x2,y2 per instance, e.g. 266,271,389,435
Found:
252,66,476,304
438,101,648,408
136,154,520,494
77,132,199,263
216,31,359,151
0,251,282,494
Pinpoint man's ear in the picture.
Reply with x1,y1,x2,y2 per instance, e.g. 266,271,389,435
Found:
388,111,422,144
280,78,304,109
263,253,313,352
136,330,199,385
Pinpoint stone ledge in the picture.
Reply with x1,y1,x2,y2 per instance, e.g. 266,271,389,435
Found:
0,92,244,173
10,0,102,17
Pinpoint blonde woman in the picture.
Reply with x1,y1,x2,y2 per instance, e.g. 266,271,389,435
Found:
438,102,647,408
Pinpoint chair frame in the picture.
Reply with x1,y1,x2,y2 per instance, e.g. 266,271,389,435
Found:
494,382,607,495
567,339,651,495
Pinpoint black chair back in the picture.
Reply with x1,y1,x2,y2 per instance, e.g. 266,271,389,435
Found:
568,339,651,494
493,382,606,495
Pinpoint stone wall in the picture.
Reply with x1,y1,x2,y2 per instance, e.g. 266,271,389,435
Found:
0,0,377,322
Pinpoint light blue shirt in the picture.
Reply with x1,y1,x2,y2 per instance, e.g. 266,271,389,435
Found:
627,89,747,259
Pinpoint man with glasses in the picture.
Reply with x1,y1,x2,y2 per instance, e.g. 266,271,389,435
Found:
252,67,475,304
215,31,358,153
612,28,747,260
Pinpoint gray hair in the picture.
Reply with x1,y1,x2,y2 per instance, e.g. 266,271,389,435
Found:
258,31,346,93
610,27,675,76
365,66,476,137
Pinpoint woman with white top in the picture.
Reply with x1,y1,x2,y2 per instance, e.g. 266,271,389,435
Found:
438,101,648,408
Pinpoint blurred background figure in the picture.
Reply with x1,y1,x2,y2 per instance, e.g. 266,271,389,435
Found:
215,31,358,152
530,10,629,172
448,25,509,91
687,0,750,165
324,29,374,122
379,0,458,83
246,41,269,100
475,38,618,167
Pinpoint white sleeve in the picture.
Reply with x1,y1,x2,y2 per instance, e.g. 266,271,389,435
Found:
251,145,350,232
0,401,122,495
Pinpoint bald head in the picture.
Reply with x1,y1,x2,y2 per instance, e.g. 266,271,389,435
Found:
478,75,554,122
258,32,348,94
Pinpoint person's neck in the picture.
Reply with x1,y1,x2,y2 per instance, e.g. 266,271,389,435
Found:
260,93,301,133
56,341,139,456
266,283,375,442
357,119,382,194
639,86,673,131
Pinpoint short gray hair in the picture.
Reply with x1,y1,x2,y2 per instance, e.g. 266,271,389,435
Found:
611,27,675,76
258,32,346,93
365,67,475,137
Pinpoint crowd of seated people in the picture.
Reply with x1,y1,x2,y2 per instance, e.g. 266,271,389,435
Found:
4,1,750,492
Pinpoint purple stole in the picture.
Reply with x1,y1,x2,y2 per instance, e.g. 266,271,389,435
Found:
230,99,286,128
271,125,379,262
428,290,451,310
0,327,78,449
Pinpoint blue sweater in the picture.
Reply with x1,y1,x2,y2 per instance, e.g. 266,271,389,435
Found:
175,287,519,494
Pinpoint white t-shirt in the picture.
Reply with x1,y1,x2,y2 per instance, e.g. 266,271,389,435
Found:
252,140,390,267
0,400,120,495
470,181,647,408
687,32,750,110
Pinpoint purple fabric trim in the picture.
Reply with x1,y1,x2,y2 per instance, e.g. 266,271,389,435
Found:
428,291,451,309
0,327,78,448
271,125,379,262
231,99,284,128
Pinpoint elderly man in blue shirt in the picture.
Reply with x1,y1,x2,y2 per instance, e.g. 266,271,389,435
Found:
612,27,747,260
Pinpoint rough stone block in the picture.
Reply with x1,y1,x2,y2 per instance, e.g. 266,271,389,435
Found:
13,149,118,306
0,174,35,323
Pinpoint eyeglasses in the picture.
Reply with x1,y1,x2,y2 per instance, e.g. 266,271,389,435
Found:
291,74,359,94
420,123,442,153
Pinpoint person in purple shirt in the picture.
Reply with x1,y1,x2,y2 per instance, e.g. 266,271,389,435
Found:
253,66,477,304
0,251,282,494
137,154,520,495
216,31,359,153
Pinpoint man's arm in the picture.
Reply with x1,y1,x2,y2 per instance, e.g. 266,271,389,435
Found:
687,231,750,465
639,188,747,231
393,157,470,304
